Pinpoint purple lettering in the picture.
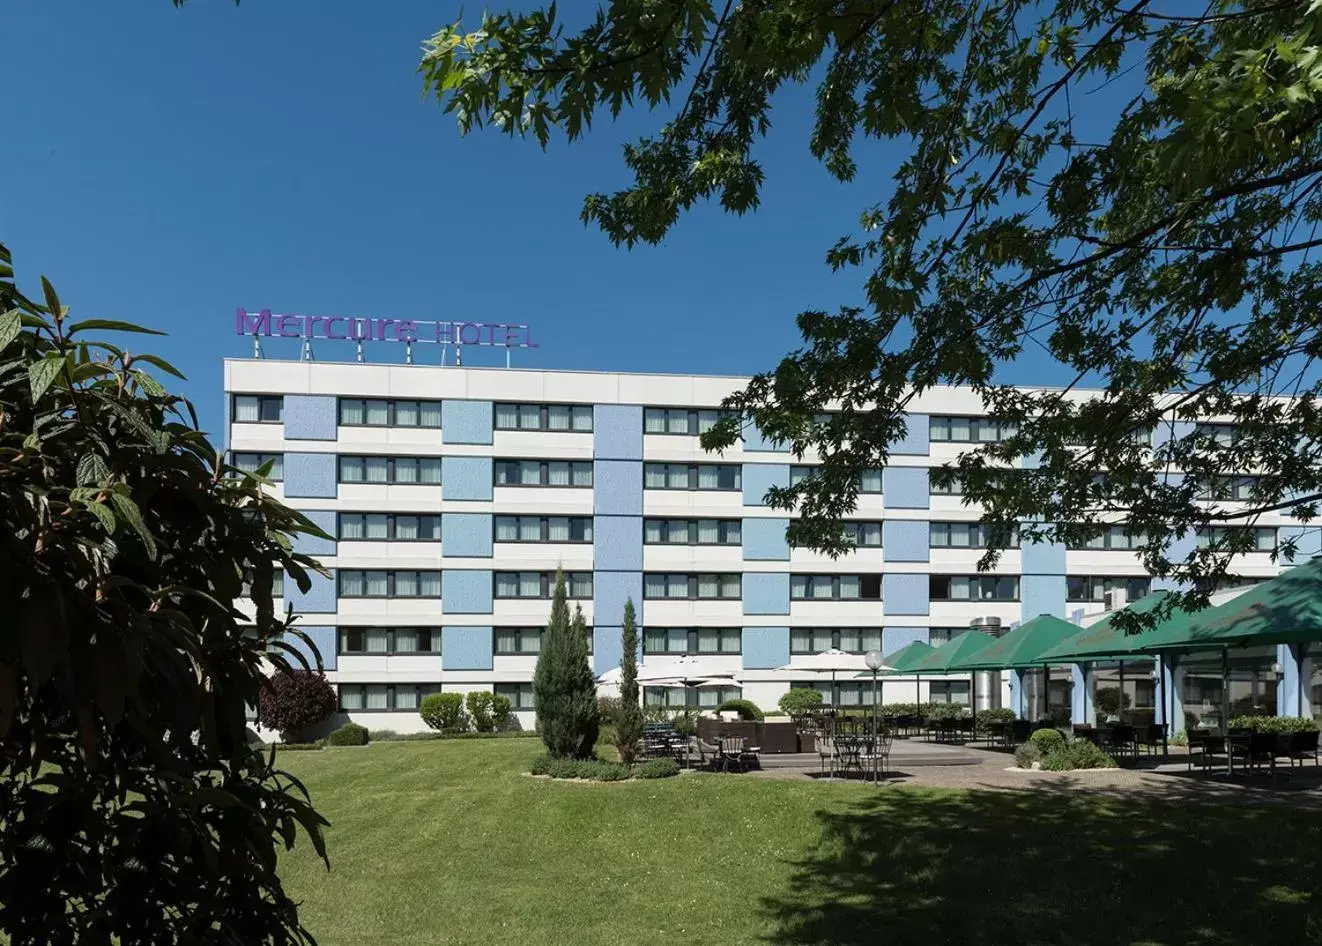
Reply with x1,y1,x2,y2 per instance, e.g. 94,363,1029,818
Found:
396,319,417,342
349,318,371,341
375,318,395,342
458,322,481,345
326,317,348,339
277,314,303,337
235,307,273,336
435,321,455,344
478,323,498,344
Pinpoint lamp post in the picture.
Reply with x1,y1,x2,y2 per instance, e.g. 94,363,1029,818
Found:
865,650,886,785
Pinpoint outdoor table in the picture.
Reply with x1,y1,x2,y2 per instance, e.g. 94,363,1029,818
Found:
834,736,866,777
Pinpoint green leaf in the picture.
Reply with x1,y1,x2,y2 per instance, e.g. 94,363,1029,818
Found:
108,491,156,560
0,309,22,352
131,369,167,397
132,353,187,380
84,501,116,533
76,453,110,486
66,319,166,337
27,355,65,403
40,276,63,321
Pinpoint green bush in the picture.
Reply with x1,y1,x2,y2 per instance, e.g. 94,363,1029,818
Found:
1229,715,1319,733
1013,742,1041,769
717,698,764,720
420,692,466,732
273,741,325,751
925,702,965,721
531,755,630,781
491,693,513,731
597,696,623,726
637,758,681,779
326,723,369,747
1042,739,1117,771
975,708,1016,733
369,730,444,742
778,688,825,714
465,691,496,732
1168,731,1189,747
1029,728,1066,755
1094,686,1132,718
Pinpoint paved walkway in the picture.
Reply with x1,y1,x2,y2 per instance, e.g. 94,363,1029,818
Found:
747,741,1322,808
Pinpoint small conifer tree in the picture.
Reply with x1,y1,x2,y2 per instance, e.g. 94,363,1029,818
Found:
532,570,600,757
614,599,644,765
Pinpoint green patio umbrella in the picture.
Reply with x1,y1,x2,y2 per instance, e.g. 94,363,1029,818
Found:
902,631,997,712
882,641,936,673
1034,592,1180,663
943,614,1082,722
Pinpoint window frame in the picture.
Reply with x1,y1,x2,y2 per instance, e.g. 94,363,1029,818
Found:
337,682,443,712
337,455,443,485
494,682,536,710
493,515,594,544
336,398,443,428
641,573,743,600
494,403,594,432
789,574,883,601
642,407,725,436
337,570,444,599
337,627,443,656
1195,526,1277,552
232,394,284,424
231,452,284,482
337,513,442,542
642,462,743,491
492,571,594,599
929,415,1017,443
642,518,743,545
789,627,884,655
493,459,595,488
928,575,1021,601
1065,575,1153,603
929,521,1020,548
641,627,743,656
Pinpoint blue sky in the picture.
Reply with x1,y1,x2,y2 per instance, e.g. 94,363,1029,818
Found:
0,2,1056,440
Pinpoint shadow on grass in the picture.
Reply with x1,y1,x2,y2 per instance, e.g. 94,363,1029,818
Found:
762,789,1320,946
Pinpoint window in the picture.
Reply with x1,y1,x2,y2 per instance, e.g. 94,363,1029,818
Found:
494,682,536,710
493,627,594,655
232,394,284,424
790,574,882,600
642,627,742,655
930,522,1019,548
338,513,441,541
1195,527,1277,552
930,470,1014,496
338,683,442,712
928,681,971,705
929,627,969,646
643,463,741,490
843,522,883,547
337,399,442,428
642,573,742,600
1066,524,1148,550
799,466,883,493
493,572,593,599
643,519,742,545
788,681,878,707
930,415,1017,443
338,627,442,655
337,455,443,485
643,685,742,709
337,570,442,598
495,403,593,432
240,568,284,598
494,459,593,488
494,516,593,543
231,452,283,481
929,575,1019,601
1194,475,1262,502
1195,423,1239,447
789,466,816,486
790,628,883,654
1066,576,1152,603
643,407,724,435
1193,575,1269,593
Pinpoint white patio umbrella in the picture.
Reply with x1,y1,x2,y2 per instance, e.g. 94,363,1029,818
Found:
777,648,895,680
597,655,739,687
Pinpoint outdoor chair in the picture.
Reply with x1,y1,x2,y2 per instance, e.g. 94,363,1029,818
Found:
1009,719,1032,746
1186,730,1220,773
1229,731,1278,775
697,737,722,772
1108,724,1137,760
719,736,747,773
816,736,835,777
1287,729,1320,767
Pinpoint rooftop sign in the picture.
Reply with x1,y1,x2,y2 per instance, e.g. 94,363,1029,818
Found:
234,308,537,365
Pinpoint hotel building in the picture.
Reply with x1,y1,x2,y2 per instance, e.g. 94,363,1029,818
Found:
225,358,1318,733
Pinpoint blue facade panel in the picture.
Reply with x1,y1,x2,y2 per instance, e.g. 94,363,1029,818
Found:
594,515,642,571
283,570,337,614
742,572,790,615
594,405,643,461
442,569,493,614
284,625,337,671
594,626,626,676
883,520,929,563
292,509,337,557
1021,575,1067,619
283,395,338,441
1151,532,1197,592
593,572,642,629
442,513,494,558
883,467,929,509
742,464,789,507
882,573,929,616
442,400,493,445
1279,525,1322,560
283,452,337,499
744,426,789,453
1020,537,1066,575
442,626,495,671
594,460,643,516
441,457,493,502
742,627,790,669
892,413,930,456
883,626,928,656
742,517,790,561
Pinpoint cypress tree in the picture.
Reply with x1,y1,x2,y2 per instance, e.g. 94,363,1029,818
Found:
614,598,644,765
532,570,600,758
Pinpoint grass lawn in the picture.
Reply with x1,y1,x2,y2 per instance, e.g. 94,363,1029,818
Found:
277,739,1319,946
